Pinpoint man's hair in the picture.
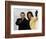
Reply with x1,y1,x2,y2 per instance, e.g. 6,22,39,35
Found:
27,11,33,18
21,12,25,15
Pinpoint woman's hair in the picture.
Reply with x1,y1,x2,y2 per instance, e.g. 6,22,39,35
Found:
27,11,33,18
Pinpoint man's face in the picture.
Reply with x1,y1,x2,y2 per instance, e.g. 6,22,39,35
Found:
20,14,25,19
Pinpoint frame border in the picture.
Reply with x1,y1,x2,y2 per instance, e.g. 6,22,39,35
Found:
5,1,45,38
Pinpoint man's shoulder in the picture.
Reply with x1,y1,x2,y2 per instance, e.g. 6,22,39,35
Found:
25,19,28,22
17,18,21,20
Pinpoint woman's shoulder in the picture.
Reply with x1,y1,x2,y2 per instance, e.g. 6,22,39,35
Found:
31,17,37,20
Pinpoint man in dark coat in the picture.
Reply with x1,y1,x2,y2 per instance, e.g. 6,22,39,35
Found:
16,12,31,30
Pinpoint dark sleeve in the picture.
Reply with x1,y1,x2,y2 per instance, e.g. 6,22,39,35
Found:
26,20,31,29
16,19,20,25
35,10,38,17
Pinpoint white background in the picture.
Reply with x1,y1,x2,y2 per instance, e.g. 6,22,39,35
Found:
11,5,42,34
0,0,46,39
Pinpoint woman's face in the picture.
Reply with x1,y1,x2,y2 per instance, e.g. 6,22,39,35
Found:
28,13,32,20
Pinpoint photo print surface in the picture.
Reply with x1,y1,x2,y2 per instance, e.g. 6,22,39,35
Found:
11,5,42,34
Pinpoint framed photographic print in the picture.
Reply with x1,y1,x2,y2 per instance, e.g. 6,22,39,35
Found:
5,1,45,38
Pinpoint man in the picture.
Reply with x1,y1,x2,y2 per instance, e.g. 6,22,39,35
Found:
16,12,31,30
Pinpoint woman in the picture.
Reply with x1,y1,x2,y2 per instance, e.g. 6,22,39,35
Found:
27,10,38,29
